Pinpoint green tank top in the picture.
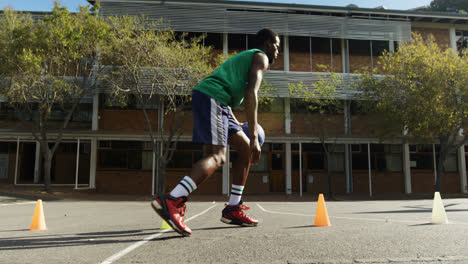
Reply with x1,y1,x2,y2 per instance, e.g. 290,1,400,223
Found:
194,49,266,107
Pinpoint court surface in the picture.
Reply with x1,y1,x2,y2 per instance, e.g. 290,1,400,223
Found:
1,194,468,264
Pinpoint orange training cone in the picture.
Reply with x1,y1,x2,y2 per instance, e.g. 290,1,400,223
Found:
30,199,47,231
314,193,331,227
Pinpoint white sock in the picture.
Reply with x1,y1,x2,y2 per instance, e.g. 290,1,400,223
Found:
228,184,244,206
170,176,197,198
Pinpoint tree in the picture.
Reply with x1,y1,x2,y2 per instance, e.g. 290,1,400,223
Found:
360,33,468,192
0,4,110,192
427,0,468,13
289,70,345,199
103,16,220,195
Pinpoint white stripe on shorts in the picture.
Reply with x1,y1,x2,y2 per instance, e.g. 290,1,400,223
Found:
210,98,224,145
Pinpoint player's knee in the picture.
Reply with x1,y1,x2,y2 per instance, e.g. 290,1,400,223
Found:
213,153,226,167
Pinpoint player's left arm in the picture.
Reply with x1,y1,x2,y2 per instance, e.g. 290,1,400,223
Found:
244,52,269,164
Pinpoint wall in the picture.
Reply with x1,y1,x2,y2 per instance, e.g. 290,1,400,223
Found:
244,172,270,194
99,109,158,132
96,170,152,195
412,27,450,50
0,120,90,130
291,113,344,136
304,172,347,194
411,171,460,194
353,171,404,194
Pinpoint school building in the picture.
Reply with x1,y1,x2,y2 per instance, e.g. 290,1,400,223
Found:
1,0,468,196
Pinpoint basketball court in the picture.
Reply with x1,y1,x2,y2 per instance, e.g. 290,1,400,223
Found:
1,194,468,264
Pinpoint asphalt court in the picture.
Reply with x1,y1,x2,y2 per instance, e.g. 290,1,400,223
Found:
1,195,468,264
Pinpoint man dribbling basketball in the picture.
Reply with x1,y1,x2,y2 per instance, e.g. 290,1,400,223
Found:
152,28,280,237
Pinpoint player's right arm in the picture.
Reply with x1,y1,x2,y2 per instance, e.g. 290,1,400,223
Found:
244,52,269,165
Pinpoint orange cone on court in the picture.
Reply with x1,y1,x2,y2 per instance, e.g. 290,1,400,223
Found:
30,199,47,231
314,193,331,227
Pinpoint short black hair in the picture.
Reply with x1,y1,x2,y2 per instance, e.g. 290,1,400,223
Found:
255,28,278,48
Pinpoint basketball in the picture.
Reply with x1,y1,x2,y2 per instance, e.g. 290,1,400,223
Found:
241,122,265,146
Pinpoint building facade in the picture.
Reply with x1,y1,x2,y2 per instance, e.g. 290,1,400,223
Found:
1,0,468,196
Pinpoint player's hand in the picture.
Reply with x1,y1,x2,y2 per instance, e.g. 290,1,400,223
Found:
249,137,261,165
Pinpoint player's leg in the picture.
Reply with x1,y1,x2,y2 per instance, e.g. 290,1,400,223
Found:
152,90,229,236
190,144,226,186
220,115,258,226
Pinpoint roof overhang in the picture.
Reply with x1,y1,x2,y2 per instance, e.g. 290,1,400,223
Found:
87,0,468,25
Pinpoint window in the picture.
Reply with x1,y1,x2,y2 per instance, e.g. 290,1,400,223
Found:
166,142,203,169
100,151,127,169
289,36,312,72
373,144,402,172
271,152,283,170
329,152,344,172
349,39,371,73
372,41,389,57
166,152,194,169
204,33,223,50
250,154,268,172
307,153,324,170
352,144,402,172
353,154,370,170
303,143,322,152
272,143,284,151
99,141,151,170
247,34,256,49
228,34,246,53
411,153,433,170
99,141,201,170
71,104,92,122
204,33,224,66
310,37,341,72
371,40,389,73
442,154,457,172
0,143,9,153
410,144,436,170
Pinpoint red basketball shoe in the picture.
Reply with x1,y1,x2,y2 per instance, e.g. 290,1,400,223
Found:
220,202,258,227
151,194,192,237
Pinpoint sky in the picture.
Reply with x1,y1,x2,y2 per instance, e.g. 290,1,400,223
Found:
1,0,433,12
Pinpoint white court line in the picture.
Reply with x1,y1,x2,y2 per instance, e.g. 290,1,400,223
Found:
100,202,217,264
0,201,37,207
256,203,468,225
256,203,314,217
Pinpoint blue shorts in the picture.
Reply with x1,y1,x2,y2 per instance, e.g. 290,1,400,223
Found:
192,90,242,146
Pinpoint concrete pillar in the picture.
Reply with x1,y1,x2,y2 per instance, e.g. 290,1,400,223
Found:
284,98,291,134
403,143,412,194
344,100,352,194
458,145,467,193
14,137,19,185
285,143,292,195
89,92,99,189
92,93,99,131
283,35,289,72
34,141,40,184
449,27,457,53
341,39,349,73
89,138,97,189
284,97,291,194
345,144,352,194
222,146,230,196
223,33,228,57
